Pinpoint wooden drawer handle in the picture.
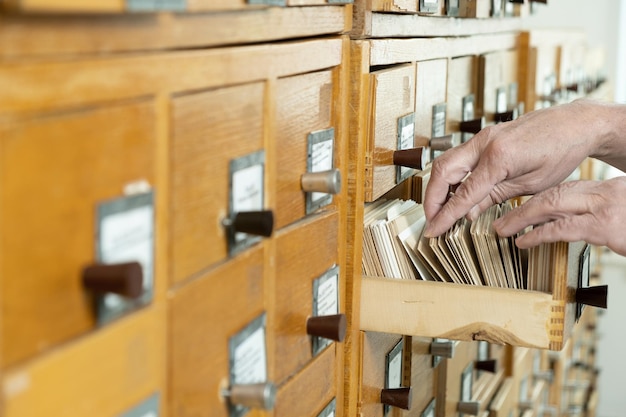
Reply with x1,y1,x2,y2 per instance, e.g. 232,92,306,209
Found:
576,285,608,309
393,147,429,170
430,134,457,152
82,261,143,299
222,382,276,410
459,117,485,134
494,109,518,124
301,169,342,194
475,359,497,373
430,340,455,358
307,314,347,342
457,401,480,415
224,210,274,237
380,387,412,410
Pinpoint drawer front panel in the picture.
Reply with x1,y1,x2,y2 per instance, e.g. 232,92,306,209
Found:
368,63,416,202
169,246,267,417
273,211,340,384
274,69,338,230
1,100,156,367
171,82,265,285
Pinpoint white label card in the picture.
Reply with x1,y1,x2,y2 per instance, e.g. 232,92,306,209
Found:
311,138,334,202
312,266,340,355
230,151,265,248
496,88,507,113
232,325,267,384
98,192,154,318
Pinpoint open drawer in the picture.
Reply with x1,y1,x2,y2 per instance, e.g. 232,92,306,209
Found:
360,241,605,350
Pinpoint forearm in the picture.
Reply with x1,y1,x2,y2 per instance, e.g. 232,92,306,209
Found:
580,99,626,173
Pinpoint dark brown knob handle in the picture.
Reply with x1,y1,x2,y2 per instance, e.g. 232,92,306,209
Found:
430,134,457,152
508,0,525,4
430,340,455,358
475,359,497,373
393,147,429,170
82,261,143,299
459,117,485,134
380,387,412,410
530,0,547,3
227,210,274,237
222,382,276,410
457,401,480,415
576,285,608,309
566,83,581,93
301,169,341,194
306,314,347,342
494,108,518,123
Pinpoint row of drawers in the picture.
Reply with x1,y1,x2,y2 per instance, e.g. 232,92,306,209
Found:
0,24,606,417
0,0,534,17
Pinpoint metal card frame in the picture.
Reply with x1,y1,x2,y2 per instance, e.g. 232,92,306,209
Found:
459,362,474,417
127,0,186,11
248,0,286,5
496,87,508,114
312,265,341,356
95,190,155,325
421,398,436,417
431,103,447,138
396,112,416,184
420,0,440,13
576,244,591,321
384,338,404,416
461,94,475,143
317,398,337,417
118,393,160,417
306,128,336,214
228,313,268,417
228,150,266,256
446,0,459,16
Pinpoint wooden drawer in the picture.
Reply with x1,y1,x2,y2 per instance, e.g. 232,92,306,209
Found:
274,70,342,230
351,1,520,39
1,0,352,13
401,337,439,417
488,377,516,417
170,82,265,284
0,7,350,57
274,347,338,417
360,332,409,417
360,241,590,350
1,306,165,417
1,100,156,368
446,55,481,143
415,58,448,147
272,211,342,384
478,49,520,124
169,246,270,417
365,63,417,202
441,342,478,417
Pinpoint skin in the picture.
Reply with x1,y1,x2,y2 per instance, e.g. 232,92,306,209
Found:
422,99,626,255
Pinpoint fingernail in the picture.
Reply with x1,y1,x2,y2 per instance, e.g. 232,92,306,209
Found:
424,223,434,238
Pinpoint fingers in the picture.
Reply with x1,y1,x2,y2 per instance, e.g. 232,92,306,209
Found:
493,181,594,237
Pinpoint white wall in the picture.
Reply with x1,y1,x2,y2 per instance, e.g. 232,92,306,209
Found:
524,2,626,416
522,0,625,101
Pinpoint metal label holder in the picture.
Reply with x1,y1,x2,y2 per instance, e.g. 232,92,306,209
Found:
228,313,268,417
461,94,475,143
95,191,155,325
317,398,337,417
396,112,417,184
576,244,591,321
118,393,160,417
384,338,404,416
459,362,474,417
420,0,440,14
228,150,266,256
312,265,341,356
306,128,336,214
446,0,459,16
421,398,436,417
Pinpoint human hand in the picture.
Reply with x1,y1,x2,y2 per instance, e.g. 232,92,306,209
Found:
492,177,626,256
423,100,606,237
